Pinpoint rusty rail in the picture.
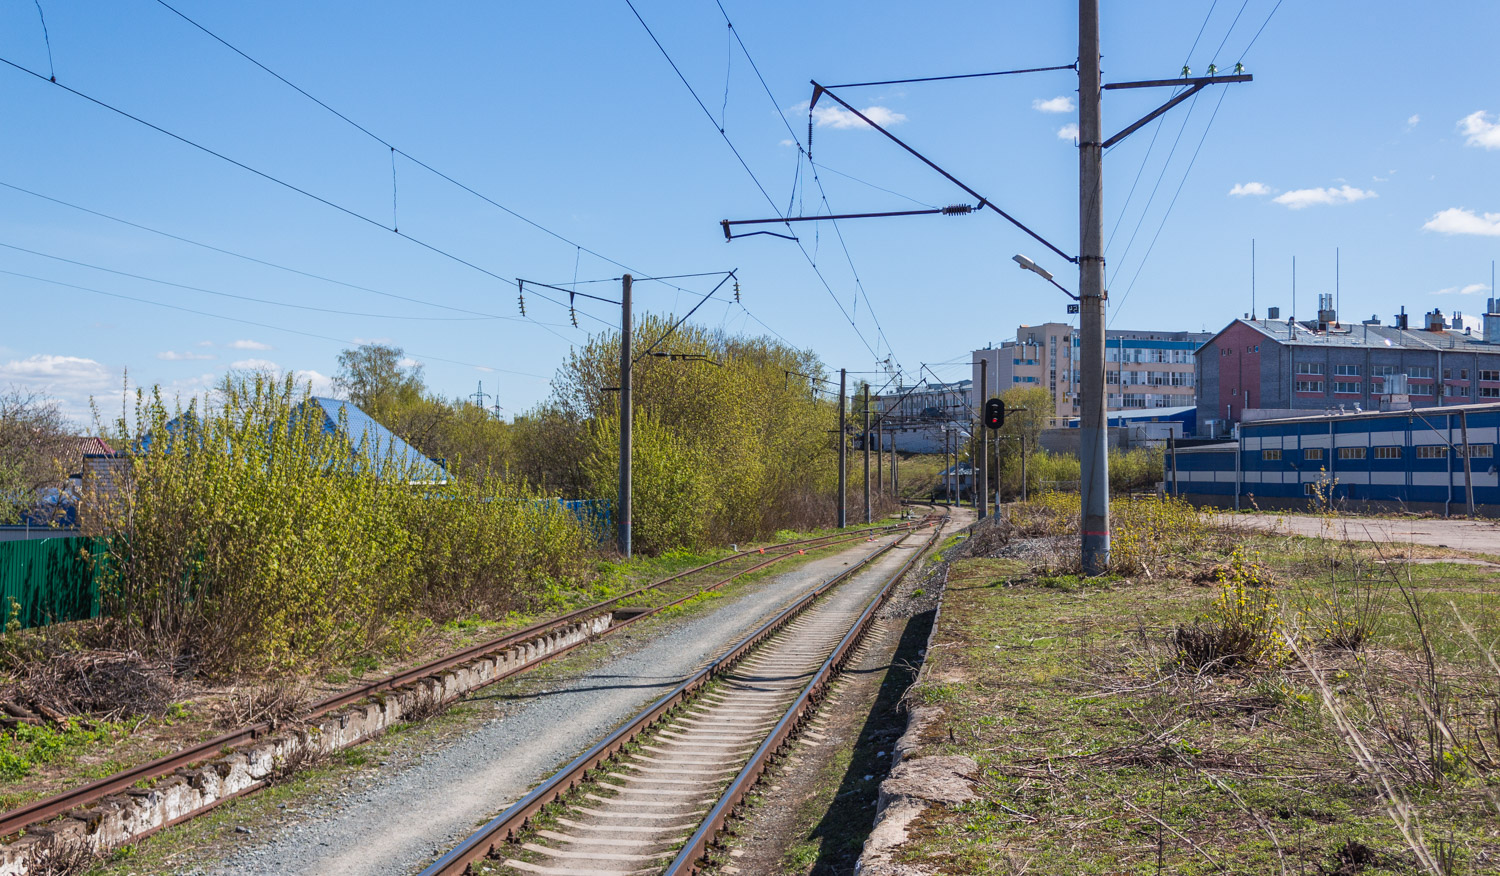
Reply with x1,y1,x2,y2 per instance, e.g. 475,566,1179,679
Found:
0,518,926,841
418,516,944,876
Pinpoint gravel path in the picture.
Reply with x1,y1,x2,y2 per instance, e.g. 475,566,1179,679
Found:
187,532,915,876
1221,513,1500,554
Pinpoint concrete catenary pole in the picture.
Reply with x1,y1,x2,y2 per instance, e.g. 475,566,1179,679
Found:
838,368,848,528
978,358,988,519
863,384,872,524
1078,0,1110,573
876,418,884,500
618,274,633,557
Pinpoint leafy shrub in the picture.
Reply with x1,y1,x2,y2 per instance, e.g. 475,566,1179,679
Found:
1175,548,1293,672
90,375,595,675
1111,496,1206,575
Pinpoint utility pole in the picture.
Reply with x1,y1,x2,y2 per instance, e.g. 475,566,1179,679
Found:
618,274,633,557
1078,0,1109,574
863,384,872,524
876,419,884,500
838,368,847,528
977,359,988,519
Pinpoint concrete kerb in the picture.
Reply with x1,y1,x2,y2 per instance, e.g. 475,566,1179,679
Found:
855,521,977,876
0,613,612,876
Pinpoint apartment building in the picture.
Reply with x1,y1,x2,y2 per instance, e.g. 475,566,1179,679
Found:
973,323,1209,426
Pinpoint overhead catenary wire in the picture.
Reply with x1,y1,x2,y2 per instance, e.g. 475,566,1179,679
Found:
0,179,551,323
0,53,612,337
633,0,889,366
0,267,548,382
0,240,539,323
152,0,818,350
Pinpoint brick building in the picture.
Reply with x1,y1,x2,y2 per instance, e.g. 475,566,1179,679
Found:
1196,302,1500,436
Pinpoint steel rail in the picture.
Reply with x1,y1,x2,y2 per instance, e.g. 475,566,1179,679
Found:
0,519,925,841
417,520,939,876
664,520,946,874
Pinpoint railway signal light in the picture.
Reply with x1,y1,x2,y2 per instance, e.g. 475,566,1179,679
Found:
984,398,1005,430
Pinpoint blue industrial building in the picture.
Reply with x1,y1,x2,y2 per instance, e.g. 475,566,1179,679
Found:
1167,402,1500,515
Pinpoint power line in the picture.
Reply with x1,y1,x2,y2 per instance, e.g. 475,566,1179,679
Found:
149,0,809,350
1110,86,1232,322
0,52,613,336
0,239,546,323
0,267,549,382
630,0,889,366
1237,0,1285,61
0,180,524,320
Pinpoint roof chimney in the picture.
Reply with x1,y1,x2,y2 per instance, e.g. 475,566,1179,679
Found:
1266,305,1280,320
1427,308,1446,332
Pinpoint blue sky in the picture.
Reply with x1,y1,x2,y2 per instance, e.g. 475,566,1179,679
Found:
1,1,1497,425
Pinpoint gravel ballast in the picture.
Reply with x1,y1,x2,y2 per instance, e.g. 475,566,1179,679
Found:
185,533,915,876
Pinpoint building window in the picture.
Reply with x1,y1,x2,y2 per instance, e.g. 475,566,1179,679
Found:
1262,449,1282,461
1373,446,1401,459
1303,447,1324,460
1444,384,1470,398
1482,386,1500,398
1334,364,1361,376
1338,447,1367,460
1410,384,1434,397
1458,444,1494,458
1371,365,1397,377
1482,370,1500,382
1334,381,1361,393
1304,482,1317,496
1416,445,1447,459
1408,366,1434,379
1296,380,1324,393
1296,362,1324,375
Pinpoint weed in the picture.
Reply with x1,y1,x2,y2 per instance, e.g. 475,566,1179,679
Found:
1174,549,1294,673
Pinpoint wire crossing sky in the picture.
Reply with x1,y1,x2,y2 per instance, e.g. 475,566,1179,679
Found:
1,1,1496,424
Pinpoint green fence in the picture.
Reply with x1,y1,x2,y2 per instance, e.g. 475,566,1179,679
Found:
0,537,103,630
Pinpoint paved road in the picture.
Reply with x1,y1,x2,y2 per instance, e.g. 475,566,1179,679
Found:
1223,513,1500,554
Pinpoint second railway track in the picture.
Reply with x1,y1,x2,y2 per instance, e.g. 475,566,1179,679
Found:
421,514,948,876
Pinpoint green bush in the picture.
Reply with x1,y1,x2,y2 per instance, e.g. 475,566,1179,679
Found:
91,375,594,675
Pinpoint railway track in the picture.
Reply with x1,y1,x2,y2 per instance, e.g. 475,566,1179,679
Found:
0,517,932,852
420,515,947,876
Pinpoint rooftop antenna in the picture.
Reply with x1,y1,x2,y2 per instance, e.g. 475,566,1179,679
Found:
1251,239,1257,320
1292,255,1297,325
1335,246,1341,327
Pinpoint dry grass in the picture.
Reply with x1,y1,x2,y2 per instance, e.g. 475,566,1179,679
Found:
892,502,1500,875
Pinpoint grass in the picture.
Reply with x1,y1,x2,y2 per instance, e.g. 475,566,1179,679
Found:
893,503,1500,875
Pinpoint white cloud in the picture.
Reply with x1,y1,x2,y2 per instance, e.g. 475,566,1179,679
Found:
1459,110,1500,150
1430,283,1490,296
1032,96,1075,113
229,358,279,372
398,357,422,369
808,104,906,130
1423,207,1500,237
157,350,215,361
1228,181,1273,197
778,139,795,147
0,354,119,426
1056,123,1079,141
195,340,214,348
229,339,271,351
1405,114,1420,131
1271,185,1377,209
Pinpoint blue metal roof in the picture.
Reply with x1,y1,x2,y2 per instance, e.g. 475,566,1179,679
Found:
301,397,447,483
139,398,447,484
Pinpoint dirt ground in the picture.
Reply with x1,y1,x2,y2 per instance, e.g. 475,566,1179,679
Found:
1223,511,1500,555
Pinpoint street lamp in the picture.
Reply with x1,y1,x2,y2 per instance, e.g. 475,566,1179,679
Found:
1013,254,1079,301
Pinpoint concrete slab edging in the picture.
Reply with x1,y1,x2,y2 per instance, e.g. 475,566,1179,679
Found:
856,524,978,876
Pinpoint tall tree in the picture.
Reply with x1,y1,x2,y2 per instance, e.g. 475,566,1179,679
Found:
334,344,426,415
